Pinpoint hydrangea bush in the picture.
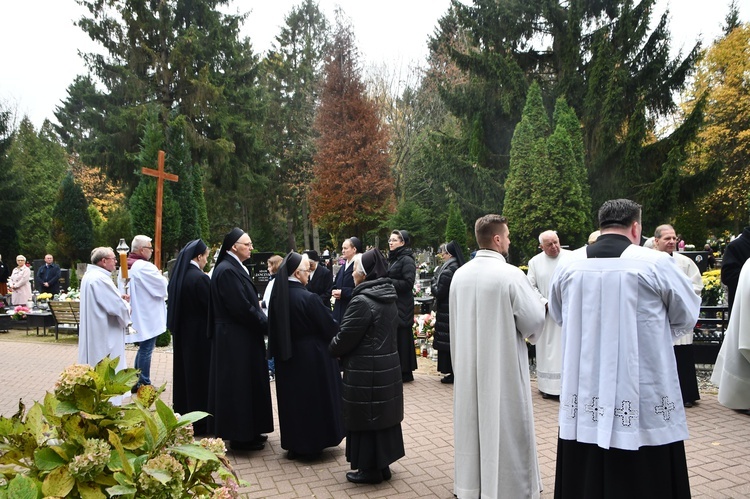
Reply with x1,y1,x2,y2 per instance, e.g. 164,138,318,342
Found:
0,357,245,498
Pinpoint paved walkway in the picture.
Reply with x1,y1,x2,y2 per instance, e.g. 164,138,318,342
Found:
1,332,749,498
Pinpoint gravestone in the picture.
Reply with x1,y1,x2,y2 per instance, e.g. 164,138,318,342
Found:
59,269,70,293
250,252,276,296
682,251,710,274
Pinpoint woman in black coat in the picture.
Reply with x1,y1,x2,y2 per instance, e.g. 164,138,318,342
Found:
268,252,345,460
387,230,418,382
330,249,405,485
167,239,212,434
431,240,465,384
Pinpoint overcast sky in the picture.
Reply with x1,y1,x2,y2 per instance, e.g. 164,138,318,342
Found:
0,0,745,129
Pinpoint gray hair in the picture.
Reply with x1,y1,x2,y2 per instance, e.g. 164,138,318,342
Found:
654,224,674,239
91,247,114,264
438,243,447,254
131,235,152,252
16,255,26,262
538,230,558,245
352,253,366,277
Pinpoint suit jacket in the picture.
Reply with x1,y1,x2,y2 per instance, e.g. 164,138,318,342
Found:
36,263,61,294
306,265,333,305
332,263,355,323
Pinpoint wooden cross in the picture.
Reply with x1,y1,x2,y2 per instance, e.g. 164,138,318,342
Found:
142,150,178,269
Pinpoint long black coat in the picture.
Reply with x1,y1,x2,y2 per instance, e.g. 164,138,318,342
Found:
274,281,344,453
431,257,459,352
306,265,333,305
332,262,355,323
36,263,61,295
330,278,404,432
722,226,750,311
387,247,416,327
207,256,273,442
172,264,211,434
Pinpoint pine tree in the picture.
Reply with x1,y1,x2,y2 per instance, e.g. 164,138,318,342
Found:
309,14,394,240
445,200,468,252
0,104,21,258
51,173,94,266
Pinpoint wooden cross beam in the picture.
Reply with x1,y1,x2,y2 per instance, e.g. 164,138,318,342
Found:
142,150,178,269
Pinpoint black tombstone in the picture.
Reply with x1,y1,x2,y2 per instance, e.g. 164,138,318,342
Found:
59,269,70,293
681,251,710,274
249,252,276,296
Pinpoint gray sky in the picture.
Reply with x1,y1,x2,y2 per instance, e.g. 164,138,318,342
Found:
0,0,744,129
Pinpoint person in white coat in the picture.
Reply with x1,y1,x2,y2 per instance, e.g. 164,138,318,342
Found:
527,230,570,399
121,235,168,391
549,199,700,498
711,258,750,412
449,214,546,499
79,247,130,372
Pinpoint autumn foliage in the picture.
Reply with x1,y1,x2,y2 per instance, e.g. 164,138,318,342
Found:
309,21,394,239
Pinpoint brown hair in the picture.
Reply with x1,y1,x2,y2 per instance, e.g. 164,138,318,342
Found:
475,215,508,248
267,255,283,275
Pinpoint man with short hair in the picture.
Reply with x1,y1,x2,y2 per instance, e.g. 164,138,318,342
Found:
654,224,704,408
79,247,130,372
36,254,61,295
304,249,333,304
121,235,168,392
208,228,273,451
549,199,700,498
450,214,546,498
528,230,570,399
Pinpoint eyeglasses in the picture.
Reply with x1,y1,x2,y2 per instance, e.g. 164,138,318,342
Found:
297,269,312,274
236,241,253,247
144,246,153,250
388,238,401,243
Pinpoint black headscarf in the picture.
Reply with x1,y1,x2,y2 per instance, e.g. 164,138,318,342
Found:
268,251,303,362
167,239,207,334
397,230,411,247
361,248,388,281
445,240,466,267
215,227,244,267
349,236,363,254
304,249,319,262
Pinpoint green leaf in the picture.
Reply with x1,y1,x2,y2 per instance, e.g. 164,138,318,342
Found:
107,430,133,477
41,465,75,497
155,399,178,430
34,447,67,470
169,444,219,462
6,474,40,499
112,471,134,486
77,480,107,499
106,484,138,496
55,400,80,415
143,468,172,484
119,427,146,451
176,411,209,426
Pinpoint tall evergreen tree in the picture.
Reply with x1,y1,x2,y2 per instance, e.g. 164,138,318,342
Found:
51,173,94,266
309,14,394,240
264,0,329,251
445,200,468,252
167,116,200,246
0,103,21,258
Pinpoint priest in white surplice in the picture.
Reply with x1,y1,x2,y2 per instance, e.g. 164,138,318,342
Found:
79,247,131,372
711,258,750,411
120,235,168,391
549,199,700,498
450,214,545,499
527,230,570,398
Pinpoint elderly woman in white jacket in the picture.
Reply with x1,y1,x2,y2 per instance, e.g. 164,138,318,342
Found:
8,255,32,306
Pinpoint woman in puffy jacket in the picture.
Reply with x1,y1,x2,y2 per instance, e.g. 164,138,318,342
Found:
330,249,405,485
431,241,465,384
387,229,418,382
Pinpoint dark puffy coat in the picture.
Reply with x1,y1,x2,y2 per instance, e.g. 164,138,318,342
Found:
431,257,459,352
329,278,404,432
387,246,416,327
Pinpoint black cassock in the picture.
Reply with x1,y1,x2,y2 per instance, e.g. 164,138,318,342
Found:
172,264,211,434
207,257,273,442
306,265,333,305
274,281,345,454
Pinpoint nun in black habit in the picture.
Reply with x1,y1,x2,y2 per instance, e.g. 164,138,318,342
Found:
167,239,211,435
268,251,345,460
207,228,273,451
431,240,465,384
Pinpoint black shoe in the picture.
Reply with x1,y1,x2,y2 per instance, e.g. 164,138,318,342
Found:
230,440,264,451
441,374,454,384
346,469,383,484
684,401,694,408
402,372,414,383
252,434,269,443
381,466,392,481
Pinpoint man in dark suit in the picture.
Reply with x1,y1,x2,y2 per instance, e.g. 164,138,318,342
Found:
304,250,333,305
36,254,61,295
207,228,273,451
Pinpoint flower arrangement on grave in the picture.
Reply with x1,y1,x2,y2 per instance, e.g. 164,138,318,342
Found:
701,269,724,306
11,305,30,320
412,281,424,298
55,287,80,301
37,292,53,302
0,356,246,498
412,312,436,342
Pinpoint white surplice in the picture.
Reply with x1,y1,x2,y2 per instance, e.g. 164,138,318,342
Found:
449,250,546,499
711,258,750,410
120,259,168,342
527,249,570,395
548,245,700,450
79,264,131,371
671,252,704,346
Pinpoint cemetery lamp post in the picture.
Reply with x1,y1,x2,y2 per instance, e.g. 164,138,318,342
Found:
117,238,130,295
